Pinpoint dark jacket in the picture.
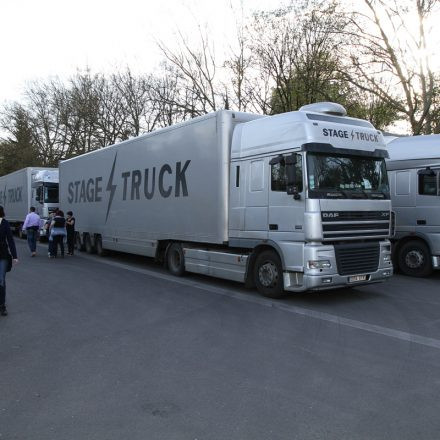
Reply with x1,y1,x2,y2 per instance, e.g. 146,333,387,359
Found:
0,218,17,259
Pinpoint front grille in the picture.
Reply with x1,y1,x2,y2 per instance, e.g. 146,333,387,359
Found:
321,211,390,222
321,211,390,241
334,243,380,275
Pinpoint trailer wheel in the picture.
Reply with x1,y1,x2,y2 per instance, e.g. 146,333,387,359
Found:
167,243,185,276
95,236,108,257
84,234,95,254
75,233,85,251
398,240,432,277
254,250,286,299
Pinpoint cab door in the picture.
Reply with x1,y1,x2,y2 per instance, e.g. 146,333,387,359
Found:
415,168,440,230
268,153,305,240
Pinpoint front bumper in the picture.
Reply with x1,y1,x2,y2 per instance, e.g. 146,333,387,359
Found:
283,267,393,292
281,240,393,292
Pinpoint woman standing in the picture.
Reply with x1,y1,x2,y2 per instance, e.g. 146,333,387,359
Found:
0,206,18,316
49,210,67,258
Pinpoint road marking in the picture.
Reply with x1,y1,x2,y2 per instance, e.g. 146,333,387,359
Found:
72,250,440,351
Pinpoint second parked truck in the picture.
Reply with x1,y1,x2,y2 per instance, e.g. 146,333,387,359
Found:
60,103,393,297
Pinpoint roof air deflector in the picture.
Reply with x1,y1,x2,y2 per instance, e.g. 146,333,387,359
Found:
299,102,347,117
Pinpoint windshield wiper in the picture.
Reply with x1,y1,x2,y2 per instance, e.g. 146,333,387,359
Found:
369,191,387,199
321,189,348,198
342,189,368,199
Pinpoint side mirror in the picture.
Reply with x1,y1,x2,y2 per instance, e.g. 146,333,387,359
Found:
418,167,436,176
35,187,43,203
269,155,285,166
285,154,301,199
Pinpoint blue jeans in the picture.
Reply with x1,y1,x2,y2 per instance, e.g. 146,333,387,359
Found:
27,228,38,253
0,258,7,306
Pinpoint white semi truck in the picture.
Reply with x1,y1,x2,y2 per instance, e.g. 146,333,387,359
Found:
0,167,59,236
386,135,440,276
60,103,393,297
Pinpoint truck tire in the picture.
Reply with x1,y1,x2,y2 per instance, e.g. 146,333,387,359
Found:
95,236,108,257
75,233,85,251
398,240,433,277
253,250,285,299
167,243,185,276
84,234,95,254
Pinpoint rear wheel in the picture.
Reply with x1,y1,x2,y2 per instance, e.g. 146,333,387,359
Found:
75,233,85,251
84,234,95,254
398,240,432,277
253,250,285,299
95,236,108,257
167,243,185,276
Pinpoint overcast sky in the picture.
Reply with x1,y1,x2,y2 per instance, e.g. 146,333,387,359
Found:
0,0,286,105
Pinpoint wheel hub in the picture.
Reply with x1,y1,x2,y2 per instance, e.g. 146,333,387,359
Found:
405,250,424,269
170,251,181,270
259,262,279,287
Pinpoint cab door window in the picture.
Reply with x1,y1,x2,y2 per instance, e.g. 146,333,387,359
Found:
271,154,303,192
418,172,439,196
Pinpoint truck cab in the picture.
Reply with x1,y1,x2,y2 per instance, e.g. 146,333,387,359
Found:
229,102,393,295
31,169,59,234
385,135,440,277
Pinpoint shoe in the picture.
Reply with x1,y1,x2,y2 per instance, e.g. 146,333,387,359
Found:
0,305,7,316
31,252,36,257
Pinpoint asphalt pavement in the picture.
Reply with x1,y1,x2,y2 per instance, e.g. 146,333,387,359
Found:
1,239,440,440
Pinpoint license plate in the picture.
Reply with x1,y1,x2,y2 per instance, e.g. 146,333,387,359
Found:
348,275,367,283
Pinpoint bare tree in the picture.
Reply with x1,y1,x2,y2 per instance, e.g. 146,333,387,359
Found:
342,0,439,134
157,28,223,116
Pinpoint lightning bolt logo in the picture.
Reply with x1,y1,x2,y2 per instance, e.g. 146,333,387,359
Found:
351,130,355,140
105,152,118,223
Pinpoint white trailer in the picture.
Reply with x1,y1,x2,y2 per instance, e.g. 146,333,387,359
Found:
0,167,59,235
60,104,393,297
386,135,440,276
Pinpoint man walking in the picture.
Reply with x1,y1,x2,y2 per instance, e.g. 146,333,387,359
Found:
22,207,40,257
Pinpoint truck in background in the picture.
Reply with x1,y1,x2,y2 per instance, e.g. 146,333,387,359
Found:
0,167,59,236
60,103,393,298
386,135,440,276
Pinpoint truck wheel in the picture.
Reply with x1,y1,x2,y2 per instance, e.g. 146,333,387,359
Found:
84,234,95,254
95,236,108,257
254,250,285,299
75,233,85,251
167,243,185,276
398,240,432,277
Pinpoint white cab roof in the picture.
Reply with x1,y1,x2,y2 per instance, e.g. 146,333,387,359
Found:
231,109,385,159
386,135,440,161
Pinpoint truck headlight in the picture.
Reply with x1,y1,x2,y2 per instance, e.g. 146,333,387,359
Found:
383,255,391,262
308,260,331,269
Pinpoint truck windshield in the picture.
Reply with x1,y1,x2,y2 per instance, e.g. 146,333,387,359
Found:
44,183,59,203
307,152,389,199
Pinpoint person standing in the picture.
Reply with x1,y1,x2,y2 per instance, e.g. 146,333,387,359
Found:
44,212,55,257
22,206,40,257
0,206,18,316
49,210,67,258
66,211,75,256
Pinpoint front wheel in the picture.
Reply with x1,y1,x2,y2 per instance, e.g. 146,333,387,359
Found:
253,250,285,299
398,240,432,277
167,243,185,276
